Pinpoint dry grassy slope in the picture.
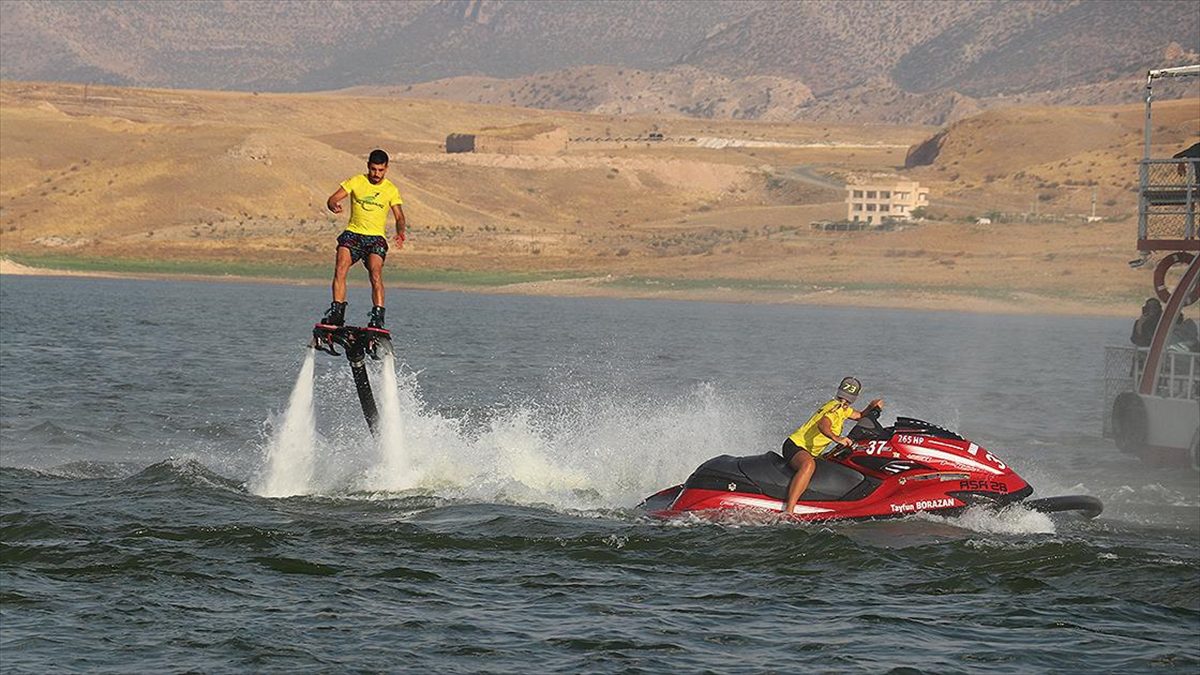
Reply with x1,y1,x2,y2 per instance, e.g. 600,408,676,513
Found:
906,100,1200,214
0,80,1186,311
0,82,859,260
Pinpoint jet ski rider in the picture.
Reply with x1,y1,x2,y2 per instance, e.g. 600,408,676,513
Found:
782,376,884,515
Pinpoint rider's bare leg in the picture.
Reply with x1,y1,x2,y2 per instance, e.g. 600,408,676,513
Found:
331,247,353,303
784,451,816,515
365,253,385,308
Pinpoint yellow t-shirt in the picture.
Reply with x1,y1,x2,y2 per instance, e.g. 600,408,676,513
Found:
340,174,403,237
788,399,855,457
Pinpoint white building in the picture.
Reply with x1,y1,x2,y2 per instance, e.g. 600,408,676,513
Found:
846,180,929,224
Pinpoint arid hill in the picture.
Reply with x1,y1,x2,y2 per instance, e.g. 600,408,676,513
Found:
350,66,815,122
1,1,1195,125
2,80,1194,314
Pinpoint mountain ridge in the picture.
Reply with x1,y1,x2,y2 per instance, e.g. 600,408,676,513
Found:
0,0,1196,124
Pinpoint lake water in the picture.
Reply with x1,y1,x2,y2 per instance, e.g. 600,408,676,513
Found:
1,275,1196,673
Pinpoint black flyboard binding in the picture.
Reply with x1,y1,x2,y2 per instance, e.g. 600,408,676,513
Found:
309,324,394,436
311,323,393,361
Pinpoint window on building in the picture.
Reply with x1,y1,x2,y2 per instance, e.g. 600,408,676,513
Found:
880,191,891,199
866,191,877,199
867,216,874,223
852,215,860,222
866,204,876,211
853,190,863,198
853,203,863,211
880,205,890,212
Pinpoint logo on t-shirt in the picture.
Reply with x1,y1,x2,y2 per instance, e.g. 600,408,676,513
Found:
356,191,384,211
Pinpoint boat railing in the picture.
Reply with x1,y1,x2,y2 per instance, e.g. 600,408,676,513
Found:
1139,157,1198,245
1102,345,1200,438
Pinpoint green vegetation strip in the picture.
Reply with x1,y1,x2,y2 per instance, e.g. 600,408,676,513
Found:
9,254,327,280
602,276,1135,304
6,254,584,287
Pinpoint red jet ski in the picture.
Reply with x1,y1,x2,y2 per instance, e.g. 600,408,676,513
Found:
639,406,1102,521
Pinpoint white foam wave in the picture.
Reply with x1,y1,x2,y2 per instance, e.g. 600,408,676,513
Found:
920,504,1056,535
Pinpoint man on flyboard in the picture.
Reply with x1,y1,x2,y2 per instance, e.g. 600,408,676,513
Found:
318,149,407,330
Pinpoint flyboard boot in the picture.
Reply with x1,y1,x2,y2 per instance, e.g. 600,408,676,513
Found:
319,301,347,327
367,305,386,330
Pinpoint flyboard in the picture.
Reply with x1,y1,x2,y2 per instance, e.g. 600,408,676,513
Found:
310,323,393,435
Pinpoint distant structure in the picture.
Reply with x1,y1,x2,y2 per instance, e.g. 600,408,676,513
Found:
446,123,567,155
846,179,929,224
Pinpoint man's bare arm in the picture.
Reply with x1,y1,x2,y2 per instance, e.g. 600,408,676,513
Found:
392,204,407,246
327,187,348,214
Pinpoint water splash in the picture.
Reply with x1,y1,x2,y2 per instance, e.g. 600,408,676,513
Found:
921,504,1056,535
252,350,317,497
310,366,764,509
362,353,421,491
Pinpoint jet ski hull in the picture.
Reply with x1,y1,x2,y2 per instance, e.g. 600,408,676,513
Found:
639,412,1100,522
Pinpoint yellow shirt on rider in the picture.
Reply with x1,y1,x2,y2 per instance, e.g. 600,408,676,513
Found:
340,174,403,237
788,399,854,457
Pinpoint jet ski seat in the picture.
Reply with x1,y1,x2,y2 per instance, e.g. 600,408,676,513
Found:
679,452,876,502
737,453,873,501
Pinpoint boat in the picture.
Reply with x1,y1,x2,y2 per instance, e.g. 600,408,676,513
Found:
639,406,1102,521
1101,65,1200,471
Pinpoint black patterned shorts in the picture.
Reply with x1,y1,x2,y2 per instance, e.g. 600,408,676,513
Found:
337,230,388,264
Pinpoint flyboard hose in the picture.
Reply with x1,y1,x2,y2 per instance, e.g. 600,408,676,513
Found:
348,353,380,436
310,325,392,436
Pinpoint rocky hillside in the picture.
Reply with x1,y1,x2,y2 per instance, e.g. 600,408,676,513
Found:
1,0,1196,124
0,0,755,89
357,66,814,122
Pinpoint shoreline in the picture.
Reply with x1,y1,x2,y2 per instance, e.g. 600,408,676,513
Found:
0,256,1137,318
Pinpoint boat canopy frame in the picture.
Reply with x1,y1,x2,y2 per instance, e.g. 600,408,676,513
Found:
1139,65,1200,251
